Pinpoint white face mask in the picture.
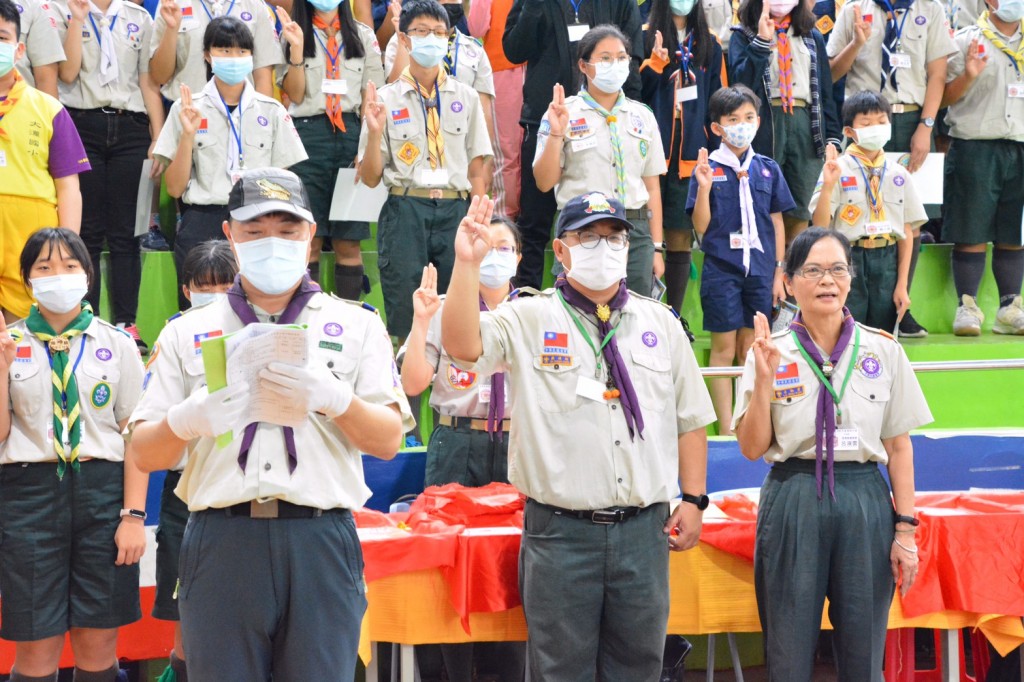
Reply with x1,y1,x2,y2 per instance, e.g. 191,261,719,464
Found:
853,123,892,151
189,291,227,308
564,241,628,291
31,274,89,314
590,59,630,94
479,249,518,289
768,0,799,17
234,237,309,295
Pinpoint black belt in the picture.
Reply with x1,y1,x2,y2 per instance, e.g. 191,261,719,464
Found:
531,499,647,525
221,499,338,519
67,106,149,122
624,207,651,220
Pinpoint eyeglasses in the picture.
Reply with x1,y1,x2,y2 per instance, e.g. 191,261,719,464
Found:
567,231,629,251
796,264,852,279
491,245,516,254
589,56,631,67
406,27,450,39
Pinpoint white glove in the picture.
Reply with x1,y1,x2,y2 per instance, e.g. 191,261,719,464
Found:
259,362,354,419
166,382,251,441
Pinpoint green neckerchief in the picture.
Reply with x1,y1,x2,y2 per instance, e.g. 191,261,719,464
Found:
25,303,94,478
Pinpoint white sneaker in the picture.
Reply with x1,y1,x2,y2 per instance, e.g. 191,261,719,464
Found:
994,295,1024,335
953,294,984,337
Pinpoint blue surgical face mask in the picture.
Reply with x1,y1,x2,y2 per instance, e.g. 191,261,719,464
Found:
0,42,16,78
409,34,448,68
669,0,697,16
308,0,342,11
234,237,309,295
589,59,630,94
479,249,518,289
189,291,227,308
211,56,254,85
994,0,1024,21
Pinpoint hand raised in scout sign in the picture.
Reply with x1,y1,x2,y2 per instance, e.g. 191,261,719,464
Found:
0,316,16,374
362,81,386,135
965,37,989,78
546,83,569,138
852,6,872,46
822,142,841,186
751,311,781,384
178,84,202,136
390,0,402,33
757,1,775,41
160,0,181,31
412,264,441,322
652,30,669,63
276,6,303,51
693,147,713,189
68,0,90,24
454,195,496,266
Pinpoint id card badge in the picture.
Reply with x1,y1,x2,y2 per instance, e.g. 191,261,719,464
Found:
864,221,892,236
1008,83,1024,98
729,232,747,249
890,52,912,69
833,427,859,451
478,382,491,404
322,78,348,95
576,376,607,402
567,23,590,42
676,86,698,104
230,170,244,186
420,168,450,186
571,136,598,152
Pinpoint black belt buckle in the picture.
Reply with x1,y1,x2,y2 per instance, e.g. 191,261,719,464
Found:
590,509,623,524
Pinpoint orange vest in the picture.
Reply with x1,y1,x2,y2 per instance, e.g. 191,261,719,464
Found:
482,0,517,72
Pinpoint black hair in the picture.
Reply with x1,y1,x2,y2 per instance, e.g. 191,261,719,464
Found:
577,24,631,63
0,0,20,38
182,240,238,290
203,16,255,80
841,89,892,128
291,0,366,62
20,227,94,288
398,0,449,33
738,0,815,37
709,84,761,121
644,0,713,70
784,227,853,278
490,216,522,253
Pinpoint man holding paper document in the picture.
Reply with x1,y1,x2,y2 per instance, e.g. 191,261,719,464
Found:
128,168,415,682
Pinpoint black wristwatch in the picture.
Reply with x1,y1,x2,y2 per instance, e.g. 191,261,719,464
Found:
920,117,935,128
895,514,919,526
681,492,710,510
120,508,147,521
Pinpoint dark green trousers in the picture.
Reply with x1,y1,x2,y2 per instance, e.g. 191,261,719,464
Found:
848,243,899,331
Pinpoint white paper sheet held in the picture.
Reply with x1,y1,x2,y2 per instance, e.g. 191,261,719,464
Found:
134,160,156,237
329,168,389,222
225,324,309,428
885,152,944,205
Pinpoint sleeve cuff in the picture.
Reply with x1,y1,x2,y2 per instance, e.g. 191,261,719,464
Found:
640,51,670,75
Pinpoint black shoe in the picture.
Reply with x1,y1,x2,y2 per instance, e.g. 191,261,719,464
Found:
140,226,171,252
898,310,928,338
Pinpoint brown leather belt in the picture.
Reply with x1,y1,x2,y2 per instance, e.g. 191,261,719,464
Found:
438,415,511,432
855,234,897,249
390,187,469,200
770,98,808,108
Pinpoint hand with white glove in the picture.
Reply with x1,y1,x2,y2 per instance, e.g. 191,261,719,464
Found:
166,382,251,441
259,362,354,419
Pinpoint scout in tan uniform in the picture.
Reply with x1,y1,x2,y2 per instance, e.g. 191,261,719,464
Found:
827,0,957,337
13,0,63,96
147,0,280,98
734,227,932,682
0,228,146,682
534,25,667,296
278,0,384,300
153,16,307,307
810,91,926,332
53,0,164,346
358,0,493,339
442,193,716,680
129,168,414,682
940,0,1024,336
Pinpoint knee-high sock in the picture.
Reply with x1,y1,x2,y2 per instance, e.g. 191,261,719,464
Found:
334,263,365,301
10,671,59,682
72,664,119,682
664,250,691,313
170,651,188,682
308,260,321,286
992,247,1024,306
952,250,987,300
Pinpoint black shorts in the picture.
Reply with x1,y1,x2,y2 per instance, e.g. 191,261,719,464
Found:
0,459,141,640
152,470,189,621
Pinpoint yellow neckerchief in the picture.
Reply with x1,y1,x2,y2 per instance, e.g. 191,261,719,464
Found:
0,69,28,140
977,11,1024,76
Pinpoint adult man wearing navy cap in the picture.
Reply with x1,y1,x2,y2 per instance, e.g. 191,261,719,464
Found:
442,191,716,679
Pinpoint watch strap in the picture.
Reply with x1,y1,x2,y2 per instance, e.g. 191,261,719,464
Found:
895,513,919,526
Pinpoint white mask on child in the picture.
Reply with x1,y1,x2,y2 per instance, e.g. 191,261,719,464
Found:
853,123,892,152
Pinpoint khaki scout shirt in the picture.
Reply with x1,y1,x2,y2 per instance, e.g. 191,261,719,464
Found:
946,24,1024,142
384,30,496,97
827,0,956,105
153,78,308,206
733,323,933,464
357,74,493,191
13,0,66,86
149,0,281,100
128,293,415,512
769,26,813,103
51,0,153,112
468,289,716,510
809,153,927,240
279,20,384,118
2,318,144,464
536,94,667,210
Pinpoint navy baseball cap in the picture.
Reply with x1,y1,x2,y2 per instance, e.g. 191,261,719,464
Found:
555,192,633,238
228,168,315,223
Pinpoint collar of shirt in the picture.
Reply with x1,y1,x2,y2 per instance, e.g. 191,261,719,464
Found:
201,76,257,117
89,0,123,20
394,72,459,97
247,291,326,322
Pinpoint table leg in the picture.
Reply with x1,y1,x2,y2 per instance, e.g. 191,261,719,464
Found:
940,629,959,682
707,634,716,682
365,643,379,682
726,633,745,682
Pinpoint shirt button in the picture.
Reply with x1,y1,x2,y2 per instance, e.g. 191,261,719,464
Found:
269,316,278,323
327,361,334,368
611,404,618,410
102,375,108,380
615,440,621,446
264,463,272,471
617,477,623,483
870,394,876,399
14,374,19,379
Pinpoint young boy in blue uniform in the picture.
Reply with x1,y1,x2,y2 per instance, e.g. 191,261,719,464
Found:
687,84,794,434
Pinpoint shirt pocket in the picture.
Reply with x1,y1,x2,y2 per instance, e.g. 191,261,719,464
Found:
193,136,223,175
8,361,44,417
629,349,672,412
531,355,583,414
243,135,273,169
441,109,471,143
769,378,813,437
79,359,122,415
848,377,890,433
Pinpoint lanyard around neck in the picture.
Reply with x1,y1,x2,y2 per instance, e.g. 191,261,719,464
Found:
412,74,441,135
853,158,887,216
220,92,244,168
87,12,119,45
199,0,236,21
556,289,621,377
880,0,911,49
313,28,343,72
45,335,88,411
790,326,860,420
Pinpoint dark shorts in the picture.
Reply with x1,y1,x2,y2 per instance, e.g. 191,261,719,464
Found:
290,113,370,243
942,138,1024,246
152,470,189,621
661,173,696,233
770,105,822,222
847,243,899,332
700,259,772,332
0,459,141,641
425,423,511,488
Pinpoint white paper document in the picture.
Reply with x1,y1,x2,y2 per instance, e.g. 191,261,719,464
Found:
134,160,155,237
885,152,944,205
225,323,309,428
329,168,389,222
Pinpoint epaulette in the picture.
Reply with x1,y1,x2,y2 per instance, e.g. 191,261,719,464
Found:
771,327,791,338
512,286,544,298
327,292,380,315
857,321,897,342
166,311,184,323
8,328,23,343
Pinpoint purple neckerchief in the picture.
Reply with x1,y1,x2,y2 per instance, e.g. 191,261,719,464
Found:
227,274,321,474
789,308,856,499
555,276,644,440
482,287,517,441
